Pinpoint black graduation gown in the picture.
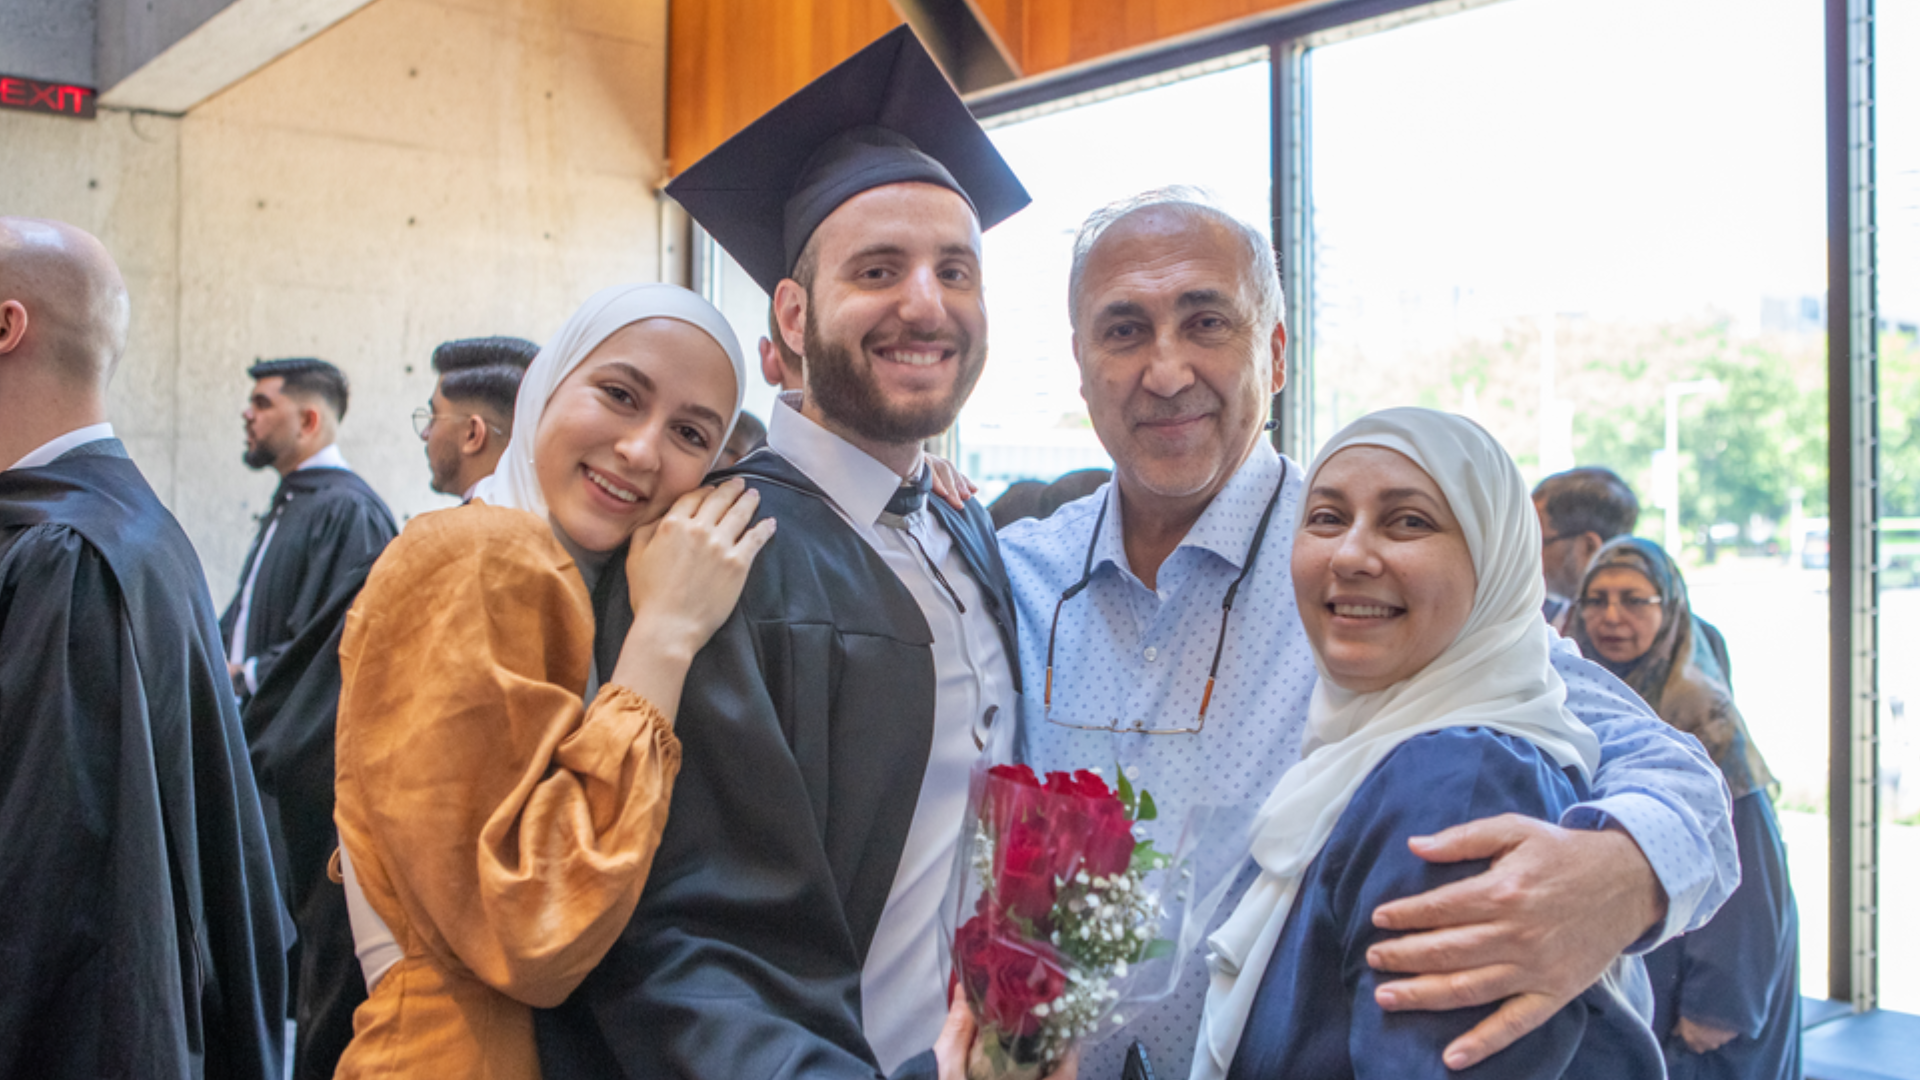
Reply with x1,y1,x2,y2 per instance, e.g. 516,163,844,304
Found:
241,556,378,1080
536,451,1020,1080
219,465,396,698
0,440,288,1079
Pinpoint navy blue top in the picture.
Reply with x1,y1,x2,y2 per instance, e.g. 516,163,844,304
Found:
1645,791,1800,1080
1227,727,1664,1080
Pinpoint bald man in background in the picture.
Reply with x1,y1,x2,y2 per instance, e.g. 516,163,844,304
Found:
0,217,287,1078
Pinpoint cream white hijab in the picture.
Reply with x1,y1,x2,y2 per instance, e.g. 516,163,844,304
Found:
472,282,748,518
1191,407,1602,1080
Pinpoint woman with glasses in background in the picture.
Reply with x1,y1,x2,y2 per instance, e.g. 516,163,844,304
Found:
1568,537,1800,1080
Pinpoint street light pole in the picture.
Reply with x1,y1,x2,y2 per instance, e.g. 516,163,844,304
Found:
1663,378,1724,554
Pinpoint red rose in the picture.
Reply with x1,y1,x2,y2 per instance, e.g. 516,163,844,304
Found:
954,913,1068,1037
981,763,1044,833
1042,770,1136,879
994,818,1060,926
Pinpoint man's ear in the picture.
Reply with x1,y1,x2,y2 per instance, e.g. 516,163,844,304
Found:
0,300,28,356
1269,322,1289,393
1072,333,1093,405
461,414,490,457
1576,531,1605,568
298,402,324,439
773,280,808,363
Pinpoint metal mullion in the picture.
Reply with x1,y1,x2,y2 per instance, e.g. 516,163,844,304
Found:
1826,0,1880,1010
1272,38,1312,464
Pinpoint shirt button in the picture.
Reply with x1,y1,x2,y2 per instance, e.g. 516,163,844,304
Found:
1144,646,1158,662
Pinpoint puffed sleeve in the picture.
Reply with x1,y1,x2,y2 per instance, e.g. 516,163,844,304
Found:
334,503,680,1008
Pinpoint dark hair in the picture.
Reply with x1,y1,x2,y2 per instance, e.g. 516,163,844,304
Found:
730,409,767,447
1534,466,1639,540
248,357,350,420
431,336,537,420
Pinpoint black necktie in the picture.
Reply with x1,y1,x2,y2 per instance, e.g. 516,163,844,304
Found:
880,467,932,524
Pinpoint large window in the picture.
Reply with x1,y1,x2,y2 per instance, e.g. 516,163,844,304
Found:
1876,0,1920,1016
1305,0,1834,995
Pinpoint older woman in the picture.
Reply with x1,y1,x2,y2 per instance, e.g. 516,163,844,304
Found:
1568,537,1799,1080
332,284,774,1079
1194,408,1661,1080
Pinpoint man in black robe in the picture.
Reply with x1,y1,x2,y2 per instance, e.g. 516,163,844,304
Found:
0,215,287,1078
537,28,1030,1080
221,357,396,704
219,355,395,1064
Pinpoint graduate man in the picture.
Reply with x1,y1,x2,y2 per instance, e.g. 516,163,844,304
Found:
420,335,537,501
538,28,1027,1080
0,216,287,1078
222,356,396,701
1001,190,1741,1078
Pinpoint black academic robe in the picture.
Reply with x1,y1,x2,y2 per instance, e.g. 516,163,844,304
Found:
536,451,1020,1080
242,556,377,1080
219,464,396,698
0,440,288,1079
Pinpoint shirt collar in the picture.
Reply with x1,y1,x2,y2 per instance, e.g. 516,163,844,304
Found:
1094,440,1287,577
293,443,350,472
6,422,116,472
766,390,923,531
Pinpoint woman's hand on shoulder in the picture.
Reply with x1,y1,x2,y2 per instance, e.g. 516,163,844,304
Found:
927,455,978,511
624,478,776,657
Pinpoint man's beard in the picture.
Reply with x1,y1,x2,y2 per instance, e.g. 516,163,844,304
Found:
242,441,278,470
802,316,985,446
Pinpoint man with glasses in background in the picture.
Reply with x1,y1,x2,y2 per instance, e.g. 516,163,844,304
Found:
416,335,537,502
1001,188,1741,1079
1534,466,1732,677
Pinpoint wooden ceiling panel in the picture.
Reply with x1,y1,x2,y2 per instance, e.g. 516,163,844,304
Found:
667,0,904,174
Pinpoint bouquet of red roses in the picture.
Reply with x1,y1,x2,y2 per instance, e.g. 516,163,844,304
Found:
950,762,1193,1080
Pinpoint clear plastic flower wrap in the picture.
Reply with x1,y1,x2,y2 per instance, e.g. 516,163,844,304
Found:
947,755,1208,1080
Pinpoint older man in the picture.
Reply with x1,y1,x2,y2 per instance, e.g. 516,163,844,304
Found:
539,28,1026,1080
0,216,286,1077
1001,190,1737,1078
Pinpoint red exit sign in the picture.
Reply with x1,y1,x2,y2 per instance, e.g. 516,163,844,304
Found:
0,74,96,119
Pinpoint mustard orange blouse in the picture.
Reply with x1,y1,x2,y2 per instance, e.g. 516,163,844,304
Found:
333,502,680,1079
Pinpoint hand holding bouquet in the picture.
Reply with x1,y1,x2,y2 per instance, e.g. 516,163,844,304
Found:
951,763,1191,1080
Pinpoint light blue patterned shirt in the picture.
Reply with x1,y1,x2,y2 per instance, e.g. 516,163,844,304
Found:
1000,441,1737,1080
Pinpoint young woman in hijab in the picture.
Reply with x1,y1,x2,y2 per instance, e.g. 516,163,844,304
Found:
331,283,774,1079
1194,408,1662,1080
1569,537,1799,1080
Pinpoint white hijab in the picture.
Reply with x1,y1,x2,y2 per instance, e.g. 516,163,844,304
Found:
472,282,748,518
1191,408,1602,1080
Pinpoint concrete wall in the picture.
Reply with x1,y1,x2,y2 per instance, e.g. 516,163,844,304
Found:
2,0,670,592
0,0,97,84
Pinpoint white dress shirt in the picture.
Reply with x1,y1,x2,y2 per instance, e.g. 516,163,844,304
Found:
5,422,116,471
1001,441,1739,1080
766,392,1016,1073
228,443,353,693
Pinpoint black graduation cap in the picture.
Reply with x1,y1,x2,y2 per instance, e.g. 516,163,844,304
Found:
666,25,1030,295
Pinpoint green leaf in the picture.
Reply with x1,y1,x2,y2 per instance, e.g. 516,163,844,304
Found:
1115,765,1136,815
1136,789,1158,822
1141,938,1176,961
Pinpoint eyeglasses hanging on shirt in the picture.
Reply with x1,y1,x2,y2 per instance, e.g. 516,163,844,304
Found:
1043,461,1288,736
876,467,967,614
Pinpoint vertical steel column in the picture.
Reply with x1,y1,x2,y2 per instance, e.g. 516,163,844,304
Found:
1271,39,1312,464
1826,0,1880,1010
